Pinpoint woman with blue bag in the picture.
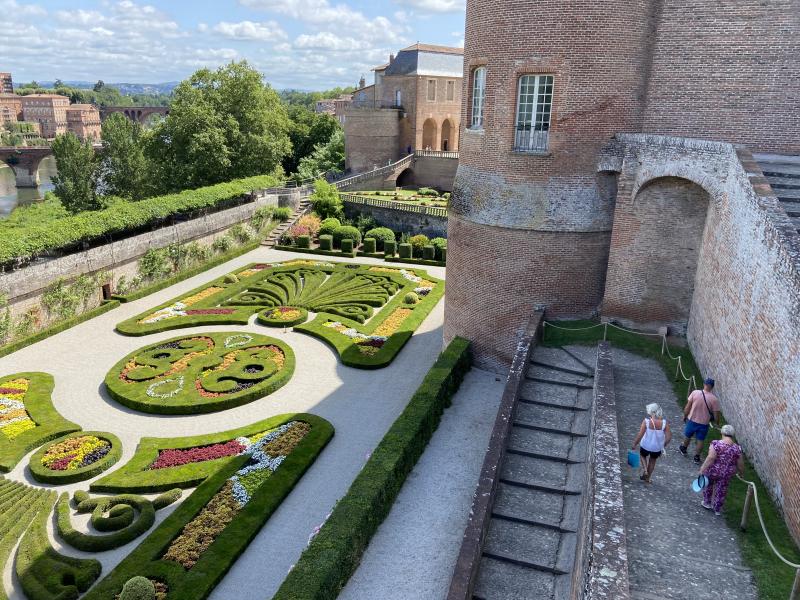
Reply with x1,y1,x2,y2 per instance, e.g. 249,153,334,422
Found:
631,403,672,483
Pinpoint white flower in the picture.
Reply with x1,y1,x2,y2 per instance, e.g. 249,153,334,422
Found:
224,334,254,348
146,376,185,399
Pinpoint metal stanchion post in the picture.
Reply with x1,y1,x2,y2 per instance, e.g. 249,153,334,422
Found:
740,485,753,531
675,356,682,381
790,569,800,600
603,322,608,341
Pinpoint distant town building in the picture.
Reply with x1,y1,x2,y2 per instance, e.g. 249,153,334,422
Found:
0,93,23,124
315,92,355,125
0,73,13,94
344,43,463,173
21,94,70,139
66,103,102,142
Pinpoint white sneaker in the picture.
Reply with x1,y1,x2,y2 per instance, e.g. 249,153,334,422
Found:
702,502,712,510
715,511,722,516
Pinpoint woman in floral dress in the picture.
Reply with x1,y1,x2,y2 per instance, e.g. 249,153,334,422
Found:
699,424,745,515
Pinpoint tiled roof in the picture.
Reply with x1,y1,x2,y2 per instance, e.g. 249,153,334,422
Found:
399,43,463,55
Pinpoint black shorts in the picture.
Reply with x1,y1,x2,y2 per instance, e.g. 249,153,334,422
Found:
640,448,662,459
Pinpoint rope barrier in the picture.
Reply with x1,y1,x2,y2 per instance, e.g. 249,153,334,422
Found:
543,320,798,597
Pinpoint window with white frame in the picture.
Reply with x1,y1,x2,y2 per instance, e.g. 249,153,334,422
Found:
427,79,436,102
470,67,486,128
513,74,553,152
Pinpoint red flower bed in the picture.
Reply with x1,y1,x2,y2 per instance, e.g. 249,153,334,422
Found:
185,309,236,315
149,440,246,470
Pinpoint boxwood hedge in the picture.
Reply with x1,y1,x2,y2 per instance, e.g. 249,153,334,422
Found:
0,372,81,473
273,337,471,600
0,175,278,267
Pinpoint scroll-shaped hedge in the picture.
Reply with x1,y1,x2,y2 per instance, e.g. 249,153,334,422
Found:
0,372,81,472
115,261,444,369
82,414,333,600
104,332,295,414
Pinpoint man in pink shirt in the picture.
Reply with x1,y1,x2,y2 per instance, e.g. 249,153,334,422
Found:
679,378,721,464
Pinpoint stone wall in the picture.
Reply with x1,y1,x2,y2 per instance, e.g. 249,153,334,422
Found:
342,200,447,238
403,154,458,191
601,135,800,541
0,192,281,328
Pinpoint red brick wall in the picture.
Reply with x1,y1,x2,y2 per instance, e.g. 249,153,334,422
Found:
643,0,800,154
444,213,611,372
603,176,711,331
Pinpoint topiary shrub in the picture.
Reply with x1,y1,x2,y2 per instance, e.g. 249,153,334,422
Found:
340,238,354,254
333,225,362,248
418,187,439,197
423,245,435,260
440,247,447,263
409,234,430,258
362,238,376,254
120,576,155,600
398,243,412,259
318,234,333,251
297,235,310,249
363,227,395,251
403,292,419,305
319,218,341,238
223,274,239,284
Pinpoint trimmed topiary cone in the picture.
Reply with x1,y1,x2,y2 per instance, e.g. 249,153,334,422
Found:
120,576,155,600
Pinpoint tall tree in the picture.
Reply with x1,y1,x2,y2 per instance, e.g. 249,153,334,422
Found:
98,113,150,200
297,129,345,181
51,133,100,213
146,61,291,192
284,106,340,174
93,80,105,92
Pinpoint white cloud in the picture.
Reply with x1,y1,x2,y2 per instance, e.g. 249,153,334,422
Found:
0,0,46,18
294,32,371,51
394,0,465,13
212,20,288,42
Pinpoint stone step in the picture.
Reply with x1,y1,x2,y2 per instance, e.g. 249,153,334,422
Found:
762,164,800,177
775,187,800,199
526,364,593,386
483,518,568,574
507,425,588,464
515,402,590,436
500,452,585,494
493,481,582,532
766,177,800,189
519,381,591,411
753,152,800,166
473,555,557,600
530,359,593,379
531,346,593,375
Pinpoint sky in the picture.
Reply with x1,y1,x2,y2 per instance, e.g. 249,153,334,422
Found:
1,0,466,91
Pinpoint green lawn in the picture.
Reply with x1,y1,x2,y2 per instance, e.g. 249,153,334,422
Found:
356,189,447,205
543,319,800,600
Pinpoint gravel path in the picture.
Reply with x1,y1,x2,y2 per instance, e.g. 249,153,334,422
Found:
612,348,756,600
0,248,446,599
339,368,504,600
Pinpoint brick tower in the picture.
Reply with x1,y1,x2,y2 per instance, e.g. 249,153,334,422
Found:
444,0,657,371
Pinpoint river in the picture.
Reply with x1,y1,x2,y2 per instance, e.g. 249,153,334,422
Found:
0,156,57,216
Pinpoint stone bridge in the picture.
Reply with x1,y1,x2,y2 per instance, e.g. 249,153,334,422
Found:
99,106,169,123
335,150,459,192
0,144,100,187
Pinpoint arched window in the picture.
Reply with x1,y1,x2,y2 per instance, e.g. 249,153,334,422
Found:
470,67,486,129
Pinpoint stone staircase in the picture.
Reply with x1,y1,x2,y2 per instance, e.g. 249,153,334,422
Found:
261,199,312,247
472,346,595,600
753,153,800,234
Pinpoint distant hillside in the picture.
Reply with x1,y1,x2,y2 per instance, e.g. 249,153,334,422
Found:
33,81,179,95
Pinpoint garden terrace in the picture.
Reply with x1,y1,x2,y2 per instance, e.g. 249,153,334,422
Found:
0,246,450,599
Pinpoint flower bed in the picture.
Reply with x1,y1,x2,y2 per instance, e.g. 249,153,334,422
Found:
105,332,295,414
29,431,122,484
149,440,247,470
0,372,81,473
116,261,444,369
82,414,334,600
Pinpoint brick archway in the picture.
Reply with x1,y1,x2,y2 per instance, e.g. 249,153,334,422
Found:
422,118,437,151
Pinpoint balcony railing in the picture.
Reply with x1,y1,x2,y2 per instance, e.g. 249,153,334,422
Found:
513,128,549,154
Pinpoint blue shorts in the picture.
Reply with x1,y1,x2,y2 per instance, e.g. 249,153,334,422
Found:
684,420,710,441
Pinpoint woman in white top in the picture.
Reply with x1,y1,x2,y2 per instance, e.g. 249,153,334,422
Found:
631,403,672,484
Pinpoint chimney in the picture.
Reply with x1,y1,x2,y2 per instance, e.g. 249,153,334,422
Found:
389,54,395,65
359,76,366,89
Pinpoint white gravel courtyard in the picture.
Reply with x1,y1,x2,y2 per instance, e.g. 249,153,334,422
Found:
0,248,466,599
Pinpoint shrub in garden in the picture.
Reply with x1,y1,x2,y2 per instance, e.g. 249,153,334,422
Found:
297,214,321,238
440,247,447,262
399,243,412,259
250,206,274,231
409,234,430,258
354,213,376,234
223,274,239,284
332,225,362,247
311,179,343,219
319,235,333,251
288,224,310,243
228,224,251,244
297,235,310,249
341,239,354,254
403,292,419,304
273,206,292,221
212,235,234,253
278,231,293,246
443,192,451,201
431,237,447,254
319,217,341,238
364,227,395,251
362,238,376,254
384,240,397,257
418,187,439,197
120,576,155,600
423,245,435,260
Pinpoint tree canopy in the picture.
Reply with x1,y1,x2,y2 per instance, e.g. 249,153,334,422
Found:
51,133,101,214
98,113,151,200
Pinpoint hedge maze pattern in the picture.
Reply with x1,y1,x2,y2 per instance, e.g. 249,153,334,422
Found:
116,260,445,368
105,332,295,414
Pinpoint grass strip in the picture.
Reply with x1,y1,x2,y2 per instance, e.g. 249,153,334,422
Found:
542,319,800,600
273,337,471,600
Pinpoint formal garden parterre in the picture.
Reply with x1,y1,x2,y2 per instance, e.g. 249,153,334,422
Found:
116,260,444,368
